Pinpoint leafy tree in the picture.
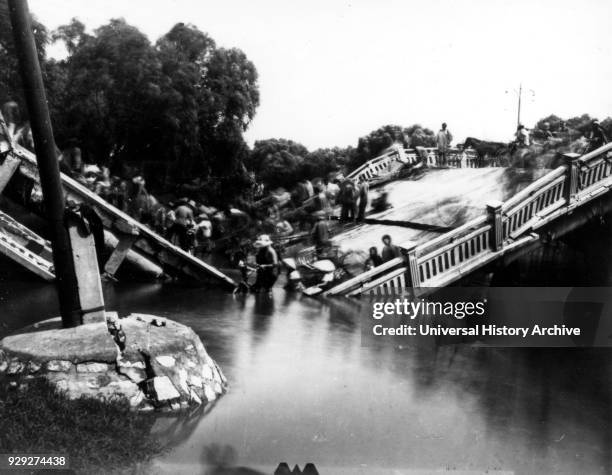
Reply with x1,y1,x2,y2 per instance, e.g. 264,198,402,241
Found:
533,114,564,133
351,124,435,169
52,18,91,55
533,113,612,141
601,117,612,140
46,19,259,199
248,139,308,189
154,23,214,182
197,46,259,179
301,146,352,179
565,114,593,134
153,24,259,188
406,124,436,148
54,19,164,167
0,0,49,108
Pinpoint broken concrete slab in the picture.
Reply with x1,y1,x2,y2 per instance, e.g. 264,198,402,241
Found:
0,313,227,412
1,318,117,363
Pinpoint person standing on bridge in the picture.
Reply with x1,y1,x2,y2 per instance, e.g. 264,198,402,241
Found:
357,175,369,221
311,212,331,257
510,124,530,157
514,124,530,147
364,246,383,270
339,179,358,222
436,123,453,166
586,119,608,153
381,234,402,262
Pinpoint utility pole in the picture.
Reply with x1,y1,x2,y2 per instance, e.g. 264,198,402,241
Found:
9,0,82,327
517,83,522,128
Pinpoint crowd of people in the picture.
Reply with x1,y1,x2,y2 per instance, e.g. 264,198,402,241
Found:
65,164,224,259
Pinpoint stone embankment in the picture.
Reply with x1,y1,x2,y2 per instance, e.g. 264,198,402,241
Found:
0,313,227,411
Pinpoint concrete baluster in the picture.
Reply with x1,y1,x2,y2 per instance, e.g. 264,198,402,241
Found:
487,200,504,251
403,241,420,289
563,153,581,202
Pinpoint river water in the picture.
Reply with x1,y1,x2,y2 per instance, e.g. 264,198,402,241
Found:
1,221,612,474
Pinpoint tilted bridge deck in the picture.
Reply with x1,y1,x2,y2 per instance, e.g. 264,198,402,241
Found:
0,143,236,288
323,143,612,297
0,207,54,280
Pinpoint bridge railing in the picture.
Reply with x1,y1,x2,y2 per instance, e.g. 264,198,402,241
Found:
405,147,480,168
412,216,491,287
346,147,409,183
332,142,612,297
347,147,483,185
501,167,567,240
576,143,612,193
322,256,405,296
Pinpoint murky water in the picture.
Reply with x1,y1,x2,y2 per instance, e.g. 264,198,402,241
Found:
1,221,612,474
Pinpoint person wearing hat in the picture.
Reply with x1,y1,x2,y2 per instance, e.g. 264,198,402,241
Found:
169,199,196,251
311,212,331,258
252,234,279,293
514,124,530,148
539,122,554,141
587,119,608,153
356,175,369,221
436,122,453,166
193,212,213,257
338,179,358,222
59,138,83,176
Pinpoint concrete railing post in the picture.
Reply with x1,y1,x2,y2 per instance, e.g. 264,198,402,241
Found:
403,241,420,289
487,200,504,251
563,153,581,202
395,145,407,163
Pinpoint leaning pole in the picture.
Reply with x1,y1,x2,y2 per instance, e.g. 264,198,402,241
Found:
8,0,81,327
0,0,227,411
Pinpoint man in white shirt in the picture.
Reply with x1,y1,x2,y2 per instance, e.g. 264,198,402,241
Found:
436,122,453,166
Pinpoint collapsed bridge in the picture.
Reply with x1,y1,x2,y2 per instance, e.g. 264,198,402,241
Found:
0,139,236,289
296,143,612,297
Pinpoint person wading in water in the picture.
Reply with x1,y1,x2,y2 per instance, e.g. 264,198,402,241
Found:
252,234,279,293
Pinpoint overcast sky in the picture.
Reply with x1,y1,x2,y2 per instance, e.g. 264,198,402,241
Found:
29,0,612,150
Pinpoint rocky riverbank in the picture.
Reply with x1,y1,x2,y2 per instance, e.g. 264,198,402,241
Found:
0,312,227,412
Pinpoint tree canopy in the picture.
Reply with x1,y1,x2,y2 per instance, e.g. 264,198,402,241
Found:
246,138,353,190
4,4,612,206
0,0,49,107
2,13,260,203
351,124,435,169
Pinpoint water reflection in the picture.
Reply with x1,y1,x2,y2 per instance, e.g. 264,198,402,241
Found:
0,219,611,474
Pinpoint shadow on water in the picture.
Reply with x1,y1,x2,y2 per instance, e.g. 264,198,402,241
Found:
200,444,265,475
251,293,275,335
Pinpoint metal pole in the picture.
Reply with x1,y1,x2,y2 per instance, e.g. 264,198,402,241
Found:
8,0,82,327
517,83,522,127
